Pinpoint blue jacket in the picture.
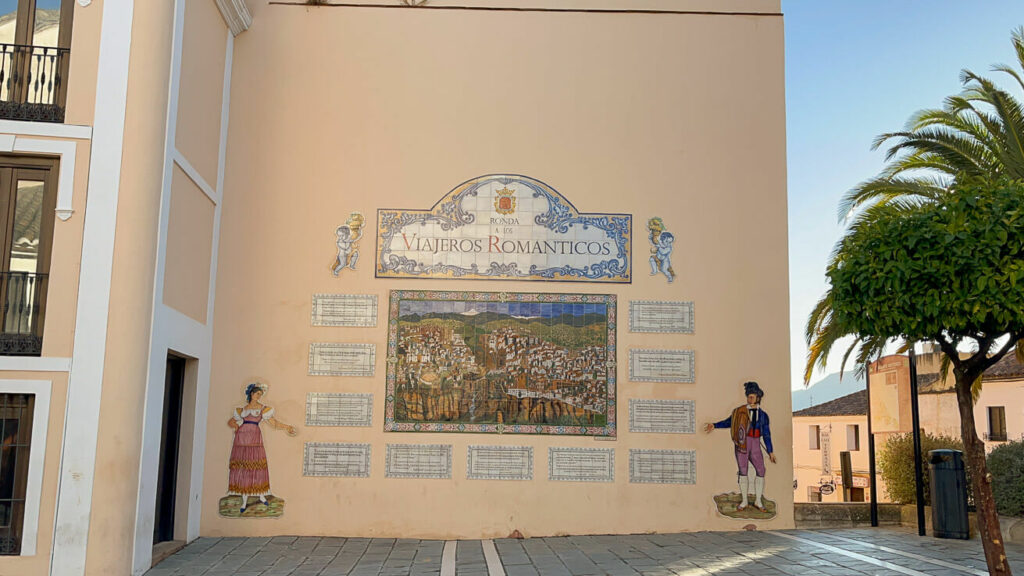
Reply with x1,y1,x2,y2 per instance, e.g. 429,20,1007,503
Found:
714,406,774,454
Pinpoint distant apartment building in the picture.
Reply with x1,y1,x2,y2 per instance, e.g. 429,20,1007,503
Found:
793,351,1024,503
793,389,874,503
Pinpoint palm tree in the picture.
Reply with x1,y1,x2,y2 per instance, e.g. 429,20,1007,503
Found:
836,27,1024,226
806,28,1024,576
808,27,1024,381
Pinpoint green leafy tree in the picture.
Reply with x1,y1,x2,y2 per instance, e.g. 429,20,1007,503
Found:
988,441,1024,517
878,432,970,505
806,30,1024,575
809,180,1024,574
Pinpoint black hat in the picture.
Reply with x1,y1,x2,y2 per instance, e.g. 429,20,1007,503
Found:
743,381,764,398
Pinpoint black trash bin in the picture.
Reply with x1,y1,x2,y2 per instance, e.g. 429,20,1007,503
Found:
928,449,970,539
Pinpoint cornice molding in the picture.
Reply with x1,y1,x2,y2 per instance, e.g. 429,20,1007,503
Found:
216,0,252,36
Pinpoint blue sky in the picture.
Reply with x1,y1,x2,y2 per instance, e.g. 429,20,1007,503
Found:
785,1,1024,390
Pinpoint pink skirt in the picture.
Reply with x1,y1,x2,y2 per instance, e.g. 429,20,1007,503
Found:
228,421,270,496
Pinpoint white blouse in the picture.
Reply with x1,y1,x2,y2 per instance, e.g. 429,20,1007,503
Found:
233,406,275,423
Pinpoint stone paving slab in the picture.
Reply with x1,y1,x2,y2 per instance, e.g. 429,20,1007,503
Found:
146,528,1024,576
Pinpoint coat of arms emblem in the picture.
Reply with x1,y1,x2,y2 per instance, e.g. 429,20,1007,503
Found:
494,187,516,215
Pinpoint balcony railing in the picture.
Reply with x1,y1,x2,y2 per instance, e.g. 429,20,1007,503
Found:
0,271,47,356
0,43,69,123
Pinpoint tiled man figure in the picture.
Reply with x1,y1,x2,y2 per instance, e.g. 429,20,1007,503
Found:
704,381,776,511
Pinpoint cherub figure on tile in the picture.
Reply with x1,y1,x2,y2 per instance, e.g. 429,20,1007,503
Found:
332,212,364,276
647,217,676,283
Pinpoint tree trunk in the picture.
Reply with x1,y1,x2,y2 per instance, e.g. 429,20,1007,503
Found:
954,372,1012,574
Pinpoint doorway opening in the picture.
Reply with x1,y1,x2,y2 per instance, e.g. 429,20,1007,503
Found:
153,354,185,545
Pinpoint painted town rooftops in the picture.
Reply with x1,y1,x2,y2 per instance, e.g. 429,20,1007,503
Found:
793,389,867,418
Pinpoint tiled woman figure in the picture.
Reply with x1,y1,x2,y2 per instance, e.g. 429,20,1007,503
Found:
225,382,296,516
704,381,776,513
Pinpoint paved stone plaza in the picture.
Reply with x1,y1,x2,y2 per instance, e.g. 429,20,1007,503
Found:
144,528,1024,576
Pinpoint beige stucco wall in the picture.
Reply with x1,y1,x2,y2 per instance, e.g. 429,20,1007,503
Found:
82,1,176,574
64,0,103,126
202,0,790,538
868,356,913,434
163,0,228,326
332,0,779,12
0,3,103,575
792,415,880,503
974,380,1024,449
174,0,227,188
917,391,961,439
0,0,106,358
163,165,216,324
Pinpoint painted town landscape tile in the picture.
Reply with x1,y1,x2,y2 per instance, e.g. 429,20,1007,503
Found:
385,290,617,436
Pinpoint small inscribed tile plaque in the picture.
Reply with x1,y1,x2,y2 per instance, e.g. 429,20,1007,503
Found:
548,447,615,482
385,444,452,479
309,343,376,377
305,393,373,427
629,301,694,334
466,446,533,480
303,443,371,478
629,449,696,484
311,294,378,327
629,349,695,383
629,399,695,434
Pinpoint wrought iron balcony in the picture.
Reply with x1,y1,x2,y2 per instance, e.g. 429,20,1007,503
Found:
0,271,47,356
0,43,69,123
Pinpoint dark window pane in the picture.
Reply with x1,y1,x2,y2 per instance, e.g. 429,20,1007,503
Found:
0,393,32,555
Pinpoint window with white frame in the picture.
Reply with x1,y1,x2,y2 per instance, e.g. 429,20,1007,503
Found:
988,406,1007,442
0,393,33,554
847,424,860,451
0,380,48,556
809,424,820,450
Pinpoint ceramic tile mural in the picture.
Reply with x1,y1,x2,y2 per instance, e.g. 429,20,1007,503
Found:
376,175,632,283
384,290,617,436
220,382,297,519
706,381,778,520
647,217,676,283
332,212,364,276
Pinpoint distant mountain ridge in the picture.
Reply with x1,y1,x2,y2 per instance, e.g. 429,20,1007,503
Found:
792,371,865,412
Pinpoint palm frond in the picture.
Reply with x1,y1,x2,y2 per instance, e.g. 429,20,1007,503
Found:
959,72,1024,149
971,374,983,404
838,176,946,222
882,129,997,175
810,30,1024,400
909,107,1006,168
992,64,1024,94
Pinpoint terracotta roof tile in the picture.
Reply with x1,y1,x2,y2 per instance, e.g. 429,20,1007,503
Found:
985,352,1024,380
